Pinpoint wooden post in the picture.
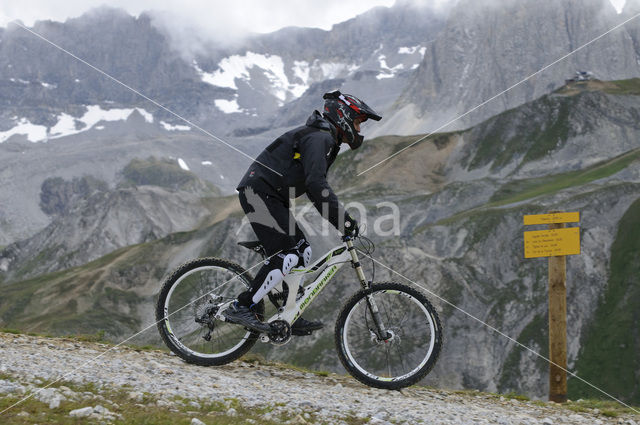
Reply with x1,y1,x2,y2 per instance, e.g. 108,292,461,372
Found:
548,220,567,403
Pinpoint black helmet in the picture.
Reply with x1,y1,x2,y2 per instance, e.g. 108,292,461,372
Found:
322,90,382,150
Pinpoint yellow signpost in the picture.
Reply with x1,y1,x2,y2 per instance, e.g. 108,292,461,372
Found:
523,212,580,226
523,211,580,403
524,227,581,258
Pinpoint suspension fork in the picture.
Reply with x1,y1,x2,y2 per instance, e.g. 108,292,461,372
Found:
346,239,390,341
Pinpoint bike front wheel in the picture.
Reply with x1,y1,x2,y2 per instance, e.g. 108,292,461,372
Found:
335,282,443,389
155,258,263,366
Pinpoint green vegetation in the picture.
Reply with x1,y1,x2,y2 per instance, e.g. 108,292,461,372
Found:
570,197,640,404
564,398,640,417
121,157,197,189
498,313,548,393
13,245,63,280
489,148,640,206
466,95,574,171
602,78,640,95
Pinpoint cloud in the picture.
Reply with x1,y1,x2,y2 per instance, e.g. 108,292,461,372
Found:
0,0,396,34
1,0,405,58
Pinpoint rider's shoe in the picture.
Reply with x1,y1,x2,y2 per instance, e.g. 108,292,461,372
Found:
223,302,271,333
291,317,324,336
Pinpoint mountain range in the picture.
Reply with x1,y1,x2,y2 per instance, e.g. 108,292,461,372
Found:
2,77,639,402
0,0,639,404
2,0,640,244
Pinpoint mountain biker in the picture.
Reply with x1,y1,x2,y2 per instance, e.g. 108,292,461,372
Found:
224,90,382,334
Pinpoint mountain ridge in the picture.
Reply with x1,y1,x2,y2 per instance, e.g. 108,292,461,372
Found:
2,77,639,402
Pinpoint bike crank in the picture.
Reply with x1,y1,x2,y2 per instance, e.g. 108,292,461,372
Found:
261,320,292,346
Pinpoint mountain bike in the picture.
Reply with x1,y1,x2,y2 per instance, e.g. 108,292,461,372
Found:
155,235,443,389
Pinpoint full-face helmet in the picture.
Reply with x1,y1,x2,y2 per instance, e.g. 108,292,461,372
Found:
322,90,382,149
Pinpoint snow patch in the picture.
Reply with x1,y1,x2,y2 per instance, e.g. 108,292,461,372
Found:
160,121,191,131
40,81,57,89
48,106,154,140
201,161,212,165
0,118,48,143
376,54,404,80
95,125,105,130
293,61,310,84
196,55,356,105
178,158,190,171
136,108,154,123
215,97,243,114
49,113,78,138
398,45,421,54
219,174,225,180
317,61,358,79
398,45,426,57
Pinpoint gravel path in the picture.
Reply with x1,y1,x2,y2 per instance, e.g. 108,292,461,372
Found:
0,332,637,425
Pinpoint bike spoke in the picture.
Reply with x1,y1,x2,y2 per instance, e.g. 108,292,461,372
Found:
339,285,441,388
160,262,257,361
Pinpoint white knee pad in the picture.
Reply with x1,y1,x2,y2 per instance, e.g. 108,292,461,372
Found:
282,253,298,274
251,253,299,304
302,246,312,267
252,269,284,304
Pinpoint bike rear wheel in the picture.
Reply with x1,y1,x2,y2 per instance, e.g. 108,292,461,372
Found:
335,282,443,389
155,257,263,366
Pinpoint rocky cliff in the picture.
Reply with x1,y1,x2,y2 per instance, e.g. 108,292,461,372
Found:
4,0,640,248
0,157,222,281
381,0,640,136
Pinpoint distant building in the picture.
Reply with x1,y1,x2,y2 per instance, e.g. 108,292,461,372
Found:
566,71,593,83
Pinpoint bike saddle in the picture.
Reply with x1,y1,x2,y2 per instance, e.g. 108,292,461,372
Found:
237,241,264,252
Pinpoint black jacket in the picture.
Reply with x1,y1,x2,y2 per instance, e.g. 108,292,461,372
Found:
237,111,345,230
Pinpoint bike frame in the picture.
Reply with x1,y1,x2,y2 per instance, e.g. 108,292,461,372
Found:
270,238,368,325
214,237,389,338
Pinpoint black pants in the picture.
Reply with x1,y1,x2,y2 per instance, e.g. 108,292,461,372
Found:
237,187,306,305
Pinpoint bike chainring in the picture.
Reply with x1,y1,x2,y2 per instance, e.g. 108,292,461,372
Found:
267,320,292,346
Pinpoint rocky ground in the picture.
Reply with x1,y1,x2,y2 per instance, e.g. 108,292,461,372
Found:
0,332,638,425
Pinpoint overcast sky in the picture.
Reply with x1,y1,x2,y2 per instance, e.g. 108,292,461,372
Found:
0,0,628,41
0,0,398,32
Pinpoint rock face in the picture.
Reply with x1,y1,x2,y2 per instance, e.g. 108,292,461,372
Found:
0,2,443,245
382,0,640,136
0,158,220,281
5,1,640,246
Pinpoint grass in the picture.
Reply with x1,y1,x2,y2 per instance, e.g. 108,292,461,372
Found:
569,197,640,404
121,157,198,189
415,149,638,236
498,313,548,394
602,78,640,95
489,148,640,206
465,95,574,172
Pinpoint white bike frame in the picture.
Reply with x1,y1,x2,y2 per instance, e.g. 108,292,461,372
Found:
214,238,387,337
269,238,367,325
